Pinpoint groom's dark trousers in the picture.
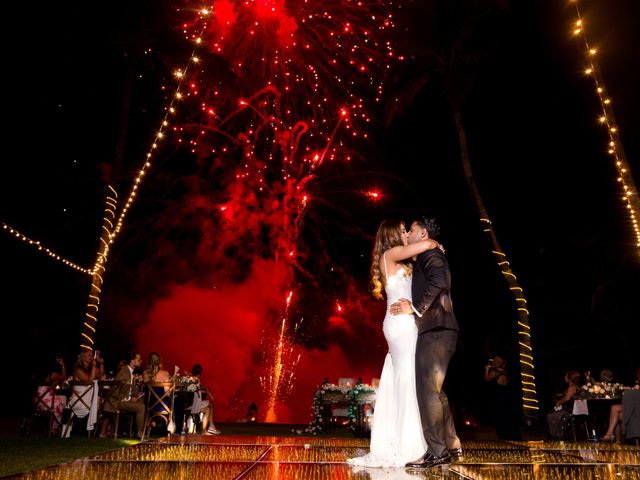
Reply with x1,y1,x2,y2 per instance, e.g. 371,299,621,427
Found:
416,329,458,458
412,248,460,458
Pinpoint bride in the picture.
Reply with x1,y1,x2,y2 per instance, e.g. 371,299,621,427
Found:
348,219,441,468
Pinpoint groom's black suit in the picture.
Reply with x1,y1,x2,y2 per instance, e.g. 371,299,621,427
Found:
412,248,460,458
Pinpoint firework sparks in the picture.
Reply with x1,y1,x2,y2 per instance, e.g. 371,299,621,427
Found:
139,0,400,421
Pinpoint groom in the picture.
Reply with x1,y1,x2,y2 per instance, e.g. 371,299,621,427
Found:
390,216,462,469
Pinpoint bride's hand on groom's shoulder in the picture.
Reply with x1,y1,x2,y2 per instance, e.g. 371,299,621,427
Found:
437,243,445,254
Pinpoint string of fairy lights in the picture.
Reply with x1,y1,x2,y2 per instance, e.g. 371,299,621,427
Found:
3,4,637,411
1,222,94,275
108,8,213,247
2,9,214,350
570,0,640,253
79,8,214,350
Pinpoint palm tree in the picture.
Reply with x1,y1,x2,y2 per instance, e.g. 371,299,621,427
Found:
386,0,539,420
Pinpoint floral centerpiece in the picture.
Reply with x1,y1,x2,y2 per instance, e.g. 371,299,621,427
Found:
347,382,376,433
174,375,200,392
577,382,630,400
305,382,349,435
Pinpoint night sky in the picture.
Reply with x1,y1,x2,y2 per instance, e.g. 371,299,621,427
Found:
1,0,639,424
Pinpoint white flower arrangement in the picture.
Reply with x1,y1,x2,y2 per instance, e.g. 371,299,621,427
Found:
174,375,200,392
577,382,630,400
347,383,376,433
304,382,377,435
305,382,337,435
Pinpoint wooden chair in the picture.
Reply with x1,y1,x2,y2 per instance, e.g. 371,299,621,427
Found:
182,391,203,434
98,380,136,439
570,399,591,441
61,381,97,438
23,385,63,437
143,381,176,438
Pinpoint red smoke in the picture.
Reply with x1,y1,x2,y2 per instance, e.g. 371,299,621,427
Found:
101,0,398,424
130,256,387,423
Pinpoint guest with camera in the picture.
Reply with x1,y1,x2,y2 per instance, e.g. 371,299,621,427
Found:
72,348,104,381
484,354,521,440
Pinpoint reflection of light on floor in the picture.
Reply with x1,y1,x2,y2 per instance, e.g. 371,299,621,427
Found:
6,437,640,480
455,464,640,480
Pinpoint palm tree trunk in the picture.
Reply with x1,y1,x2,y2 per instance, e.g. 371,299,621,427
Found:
79,186,118,352
452,108,540,419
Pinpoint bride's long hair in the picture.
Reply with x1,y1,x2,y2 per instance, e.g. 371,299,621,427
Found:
370,220,412,299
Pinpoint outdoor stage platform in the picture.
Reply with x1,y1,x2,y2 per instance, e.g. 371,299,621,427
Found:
6,435,640,479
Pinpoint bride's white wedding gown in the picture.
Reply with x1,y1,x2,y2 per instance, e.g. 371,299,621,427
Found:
348,265,427,468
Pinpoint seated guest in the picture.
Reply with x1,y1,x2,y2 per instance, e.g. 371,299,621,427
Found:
143,352,173,424
44,354,67,385
599,369,614,383
602,367,640,442
602,404,623,442
104,351,146,438
72,348,104,382
35,354,68,434
191,363,220,435
143,352,171,383
555,370,581,410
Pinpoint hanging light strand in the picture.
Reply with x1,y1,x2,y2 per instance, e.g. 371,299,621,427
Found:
570,0,640,252
1,222,94,275
77,7,212,350
108,8,213,247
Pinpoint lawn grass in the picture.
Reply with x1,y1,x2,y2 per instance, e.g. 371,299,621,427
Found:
0,437,138,477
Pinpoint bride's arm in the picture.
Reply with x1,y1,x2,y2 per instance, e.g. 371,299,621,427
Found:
385,239,439,262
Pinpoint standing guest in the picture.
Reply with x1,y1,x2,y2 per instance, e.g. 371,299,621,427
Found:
104,351,146,439
484,355,522,440
247,402,258,422
72,349,104,381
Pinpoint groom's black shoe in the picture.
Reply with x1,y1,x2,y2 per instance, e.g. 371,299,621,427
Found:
405,451,452,469
448,447,464,462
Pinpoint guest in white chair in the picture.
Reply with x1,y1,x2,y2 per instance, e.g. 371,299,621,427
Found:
191,363,220,434
72,348,104,382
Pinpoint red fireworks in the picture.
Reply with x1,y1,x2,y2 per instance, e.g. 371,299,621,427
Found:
132,0,399,421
